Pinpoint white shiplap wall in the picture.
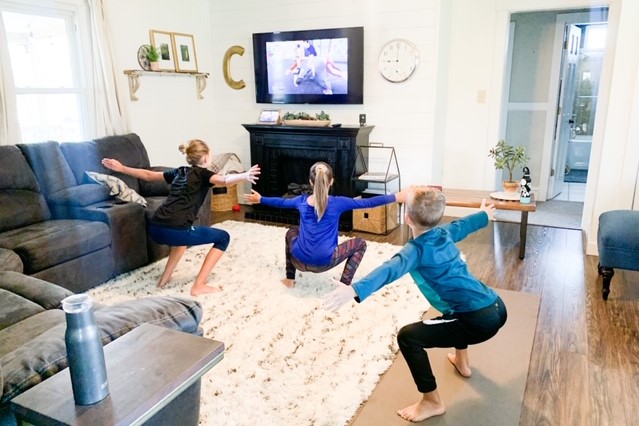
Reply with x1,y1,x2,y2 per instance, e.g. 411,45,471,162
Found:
207,0,441,189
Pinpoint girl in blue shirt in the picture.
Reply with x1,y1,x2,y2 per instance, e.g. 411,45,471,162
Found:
244,161,405,288
324,186,507,422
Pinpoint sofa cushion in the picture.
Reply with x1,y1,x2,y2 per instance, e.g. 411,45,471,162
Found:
0,310,66,357
17,141,78,197
0,146,42,192
92,133,151,169
0,146,51,232
0,290,46,332
0,189,51,234
62,134,150,193
0,295,202,405
86,172,147,206
0,249,22,273
59,139,106,187
0,271,73,310
0,220,111,274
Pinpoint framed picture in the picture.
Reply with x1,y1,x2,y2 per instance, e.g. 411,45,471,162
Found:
258,109,280,125
149,30,175,71
172,33,198,73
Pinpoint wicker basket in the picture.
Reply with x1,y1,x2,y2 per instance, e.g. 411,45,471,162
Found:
211,185,238,212
352,200,398,235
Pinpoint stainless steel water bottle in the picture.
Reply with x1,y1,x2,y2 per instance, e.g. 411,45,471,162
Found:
62,294,109,405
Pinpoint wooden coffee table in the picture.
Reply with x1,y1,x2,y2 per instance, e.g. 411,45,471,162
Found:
11,324,224,426
442,188,536,259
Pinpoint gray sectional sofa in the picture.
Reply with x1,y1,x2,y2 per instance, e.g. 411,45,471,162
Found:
0,133,211,293
0,271,206,425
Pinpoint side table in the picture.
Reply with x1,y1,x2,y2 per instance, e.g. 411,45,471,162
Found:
10,323,224,426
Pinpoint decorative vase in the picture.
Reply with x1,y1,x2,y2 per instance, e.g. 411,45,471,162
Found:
150,61,160,71
502,180,520,193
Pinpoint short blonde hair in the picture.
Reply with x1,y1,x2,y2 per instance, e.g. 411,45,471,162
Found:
178,139,210,166
406,186,446,229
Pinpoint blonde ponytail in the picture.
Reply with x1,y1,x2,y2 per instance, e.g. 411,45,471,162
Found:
178,139,210,166
309,162,334,221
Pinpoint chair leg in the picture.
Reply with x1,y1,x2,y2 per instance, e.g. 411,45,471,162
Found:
599,265,614,300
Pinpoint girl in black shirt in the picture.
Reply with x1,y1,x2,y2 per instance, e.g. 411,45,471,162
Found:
102,139,259,295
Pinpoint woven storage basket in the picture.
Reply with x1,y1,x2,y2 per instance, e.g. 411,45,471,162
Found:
352,199,398,235
211,185,238,212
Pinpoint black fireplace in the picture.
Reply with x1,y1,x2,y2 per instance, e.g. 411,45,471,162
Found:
242,124,374,231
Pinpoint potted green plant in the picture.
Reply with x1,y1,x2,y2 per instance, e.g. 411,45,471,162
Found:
488,139,529,192
145,45,160,71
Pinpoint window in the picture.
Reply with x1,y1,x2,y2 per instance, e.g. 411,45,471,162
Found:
1,1,86,142
584,24,607,50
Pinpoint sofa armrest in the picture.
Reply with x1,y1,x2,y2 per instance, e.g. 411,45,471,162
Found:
47,184,112,219
78,202,148,274
0,272,73,310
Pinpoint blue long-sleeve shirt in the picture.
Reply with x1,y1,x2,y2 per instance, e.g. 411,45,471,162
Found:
260,194,396,266
352,211,498,315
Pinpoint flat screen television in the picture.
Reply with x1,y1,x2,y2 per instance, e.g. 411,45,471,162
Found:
252,26,364,105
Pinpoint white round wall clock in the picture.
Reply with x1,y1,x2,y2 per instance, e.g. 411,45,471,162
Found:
378,39,419,83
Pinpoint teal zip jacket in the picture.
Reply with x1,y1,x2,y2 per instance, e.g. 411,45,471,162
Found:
352,211,498,315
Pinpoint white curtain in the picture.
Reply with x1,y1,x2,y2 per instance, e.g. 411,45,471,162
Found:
0,14,20,146
86,0,128,136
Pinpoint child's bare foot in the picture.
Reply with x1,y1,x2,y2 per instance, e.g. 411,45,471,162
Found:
447,352,472,378
157,278,171,289
190,285,223,296
281,278,295,288
397,395,445,422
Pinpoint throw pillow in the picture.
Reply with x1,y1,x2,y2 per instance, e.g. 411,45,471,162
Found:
85,171,147,206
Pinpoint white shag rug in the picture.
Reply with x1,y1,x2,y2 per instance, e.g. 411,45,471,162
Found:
87,220,430,426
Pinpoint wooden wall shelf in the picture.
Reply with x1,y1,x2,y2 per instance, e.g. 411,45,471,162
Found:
123,70,209,101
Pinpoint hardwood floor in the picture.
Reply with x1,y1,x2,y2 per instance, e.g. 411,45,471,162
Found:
212,207,639,425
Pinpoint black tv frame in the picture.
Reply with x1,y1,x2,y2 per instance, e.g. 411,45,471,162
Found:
252,26,364,105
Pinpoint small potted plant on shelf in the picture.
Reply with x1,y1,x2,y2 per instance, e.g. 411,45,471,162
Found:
488,139,529,192
145,45,160,71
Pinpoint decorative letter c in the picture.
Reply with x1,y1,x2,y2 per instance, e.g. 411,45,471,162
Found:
223,45,246,90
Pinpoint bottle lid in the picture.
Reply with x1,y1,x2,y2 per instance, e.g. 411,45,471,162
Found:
62,294,93,313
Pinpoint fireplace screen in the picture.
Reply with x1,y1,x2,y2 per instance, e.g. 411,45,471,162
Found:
269,150,337,198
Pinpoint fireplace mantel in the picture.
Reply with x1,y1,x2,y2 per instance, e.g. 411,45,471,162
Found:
242,124,375,230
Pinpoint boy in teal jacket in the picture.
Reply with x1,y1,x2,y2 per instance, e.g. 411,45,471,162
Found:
324,186,507,422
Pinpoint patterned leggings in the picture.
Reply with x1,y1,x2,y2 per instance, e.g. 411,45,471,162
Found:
284,227,367,285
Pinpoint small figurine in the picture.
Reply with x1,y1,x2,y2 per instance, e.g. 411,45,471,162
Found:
520,166,531,204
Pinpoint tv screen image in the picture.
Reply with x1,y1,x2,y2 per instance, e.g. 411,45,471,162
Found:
253,27,363,105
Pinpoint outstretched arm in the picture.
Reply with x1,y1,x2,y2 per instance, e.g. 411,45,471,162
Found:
323,245,419,311
101,158,164,181
210,164,261,186
480,198,496,221
440,200,493,243
242,189,262,204
324,279,357,312
394,187,410,204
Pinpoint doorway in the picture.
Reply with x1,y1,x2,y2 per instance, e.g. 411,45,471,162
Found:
551,22,607,203
502,8,608,228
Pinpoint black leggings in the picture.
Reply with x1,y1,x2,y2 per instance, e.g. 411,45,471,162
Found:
397,296,507,393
